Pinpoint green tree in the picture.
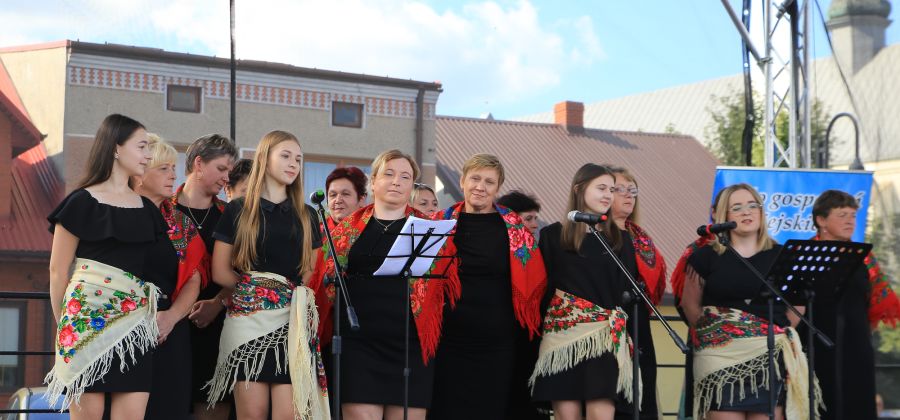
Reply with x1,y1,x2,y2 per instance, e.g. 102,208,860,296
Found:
704,91,834,166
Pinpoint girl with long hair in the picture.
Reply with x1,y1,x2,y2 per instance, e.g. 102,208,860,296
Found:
46,114,165,420
529,163,638,420
206,130,328,420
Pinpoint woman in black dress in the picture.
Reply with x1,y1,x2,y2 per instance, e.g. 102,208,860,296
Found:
207,130,327,420
312,149,457,420
46,114,166,420
134,135,203,420
176,134,237,420
807,190,900,420
430,153,546,420
679,183,817,420
530,163,638,420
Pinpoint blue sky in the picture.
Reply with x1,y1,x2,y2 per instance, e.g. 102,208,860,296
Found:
2,0,897,119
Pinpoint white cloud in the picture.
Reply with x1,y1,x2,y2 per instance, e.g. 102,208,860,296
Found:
1,0,605,115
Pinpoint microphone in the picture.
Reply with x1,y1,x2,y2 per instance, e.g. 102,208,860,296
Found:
567,210,608,225
309,189,325,205
696,221,737,236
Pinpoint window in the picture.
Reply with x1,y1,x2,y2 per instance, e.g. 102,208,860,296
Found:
0,304,24,391
304,160,371,204
167,85,202,113
332,102,364,128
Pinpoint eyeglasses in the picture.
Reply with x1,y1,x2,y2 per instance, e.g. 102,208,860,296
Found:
612,186,639,197
728,202,762,213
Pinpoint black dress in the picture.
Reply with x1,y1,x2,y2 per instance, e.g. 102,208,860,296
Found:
213,197,322,383
800,260,877,420
46,189,168,392
144,229,192,419
686,245,788,413
340,216,435,408
430,212,519,419
532,222,656,417
180,202,226,403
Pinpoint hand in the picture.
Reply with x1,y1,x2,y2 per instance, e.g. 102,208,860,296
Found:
156,310,178,344
188,298,224,328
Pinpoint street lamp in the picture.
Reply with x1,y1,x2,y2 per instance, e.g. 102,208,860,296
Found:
824,112,864,170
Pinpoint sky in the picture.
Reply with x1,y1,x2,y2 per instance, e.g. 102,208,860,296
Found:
2,0,898,119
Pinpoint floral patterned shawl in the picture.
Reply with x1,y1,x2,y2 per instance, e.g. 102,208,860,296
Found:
438,202,547,337
309,204,460,363
624,220,667,305
812,235,900,328
158,184,226,300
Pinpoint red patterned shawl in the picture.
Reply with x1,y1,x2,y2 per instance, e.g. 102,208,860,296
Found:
157,184,226,301
309,204,460,364
624,220,667,305
438,202,547,338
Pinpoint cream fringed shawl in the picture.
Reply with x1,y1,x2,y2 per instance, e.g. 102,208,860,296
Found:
205,271,329,420
692,306,823,420
45,258,161,409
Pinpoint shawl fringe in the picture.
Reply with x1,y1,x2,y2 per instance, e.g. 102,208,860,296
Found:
204,323,289,405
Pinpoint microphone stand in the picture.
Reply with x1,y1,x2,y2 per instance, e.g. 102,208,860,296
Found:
313,201,359,420
715,232,834,420
588,225,689,420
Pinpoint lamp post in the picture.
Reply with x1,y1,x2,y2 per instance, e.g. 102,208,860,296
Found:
824,112,864,170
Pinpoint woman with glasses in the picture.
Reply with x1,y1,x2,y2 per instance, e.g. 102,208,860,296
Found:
677,183,819,420
608,166,662,419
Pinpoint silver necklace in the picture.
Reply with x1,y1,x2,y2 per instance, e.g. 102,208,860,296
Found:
373,217,400,233
186,206,212,229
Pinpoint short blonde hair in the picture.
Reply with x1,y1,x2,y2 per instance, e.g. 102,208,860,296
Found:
371,149,420,182
461,153,505,186
146,133,177,168
609,166,640,225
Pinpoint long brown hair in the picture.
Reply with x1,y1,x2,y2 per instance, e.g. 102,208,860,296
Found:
560,163,622,252
232,131,314,274
78,114,146,189
710,183,777,255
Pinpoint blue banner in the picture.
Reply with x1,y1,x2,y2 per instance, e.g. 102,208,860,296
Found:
712,167,874,243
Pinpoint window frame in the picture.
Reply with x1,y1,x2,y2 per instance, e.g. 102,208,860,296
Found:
331,101,364,128
166,84,203,113
0,301,26,392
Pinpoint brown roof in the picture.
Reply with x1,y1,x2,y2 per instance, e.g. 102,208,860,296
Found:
435,116,718,278
1,40,443,92
0,143,63,254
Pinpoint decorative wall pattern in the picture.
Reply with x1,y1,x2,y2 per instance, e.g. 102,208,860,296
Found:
67,65,435,119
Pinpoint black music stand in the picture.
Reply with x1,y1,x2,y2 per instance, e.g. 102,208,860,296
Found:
766,239,871,420
371,218,457,420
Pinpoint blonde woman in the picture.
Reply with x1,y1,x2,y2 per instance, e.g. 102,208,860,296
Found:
133,135,202,419
678,183,818,420
206,131,328,420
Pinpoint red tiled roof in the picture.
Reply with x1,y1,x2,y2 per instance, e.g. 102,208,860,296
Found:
0,143,63,253
435,116,718,279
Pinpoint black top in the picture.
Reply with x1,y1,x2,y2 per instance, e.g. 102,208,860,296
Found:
442,211,516,343
213,196,322,283
47,189,168,279
688,244,789,326
538,222,636,309
177,202,223,300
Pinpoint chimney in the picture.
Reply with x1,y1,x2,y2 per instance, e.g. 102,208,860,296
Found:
554,101,584,134
826,0,892,75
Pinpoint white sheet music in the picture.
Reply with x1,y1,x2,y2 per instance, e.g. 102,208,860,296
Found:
373,216,457,277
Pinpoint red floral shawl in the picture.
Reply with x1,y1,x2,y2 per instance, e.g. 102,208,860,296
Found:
624,220,667,305
158,184,226,301
438,202,547,337
670,236,713,301
811,235,899,328
309,204,460,364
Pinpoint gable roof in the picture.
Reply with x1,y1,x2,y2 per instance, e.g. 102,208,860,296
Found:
435,115,718,276
0,59,42,155
0,143,63,255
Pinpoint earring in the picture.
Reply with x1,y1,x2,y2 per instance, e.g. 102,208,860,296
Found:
114,152,119,159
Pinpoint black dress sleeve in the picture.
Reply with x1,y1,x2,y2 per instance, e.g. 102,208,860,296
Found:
687,245,715,280
212,198,243,245
47,189,159,243
306,204,323,249
538,223,558,314
47,189,97,236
